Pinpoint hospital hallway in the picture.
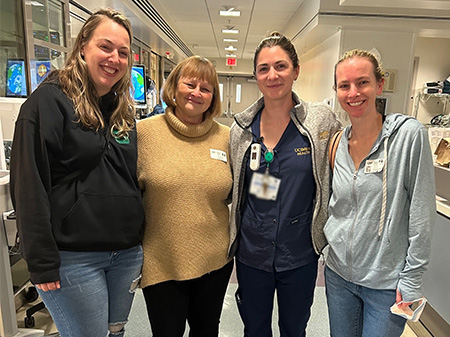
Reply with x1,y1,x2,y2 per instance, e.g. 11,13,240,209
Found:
14,261,427,337
2,1,450,336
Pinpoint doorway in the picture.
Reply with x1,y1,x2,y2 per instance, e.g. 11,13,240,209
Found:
216,75,261,127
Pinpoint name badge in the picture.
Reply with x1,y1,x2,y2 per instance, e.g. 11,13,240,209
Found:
364,159,385,174
210,149,227,163
249,172,281,201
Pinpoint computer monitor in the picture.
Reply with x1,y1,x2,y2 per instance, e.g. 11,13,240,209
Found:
30,60,51,92
131,64,147,109
6,59,27,98
376,96,388,115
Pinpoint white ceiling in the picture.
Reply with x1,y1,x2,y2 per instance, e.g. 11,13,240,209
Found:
73,0,307,62
73,0,450,65
340,0,450,10
144,0,307,60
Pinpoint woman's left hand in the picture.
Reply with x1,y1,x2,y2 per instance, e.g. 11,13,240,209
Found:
36,281,61,292
396,288,413,309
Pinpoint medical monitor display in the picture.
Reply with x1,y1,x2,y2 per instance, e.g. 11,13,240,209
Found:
6,59,27,97
31,60,51,92
131,64,147,108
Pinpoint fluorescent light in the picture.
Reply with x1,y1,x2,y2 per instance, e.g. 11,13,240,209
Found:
236,84,241,103
31,1,44,6
225,45,237,51
223,38,238,42
222,29,239,34
219,10,241,17
226,54,237,58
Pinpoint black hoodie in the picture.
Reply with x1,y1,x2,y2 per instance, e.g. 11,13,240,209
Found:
10,81,144,284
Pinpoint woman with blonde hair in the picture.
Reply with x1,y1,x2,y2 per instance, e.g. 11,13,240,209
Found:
324,49,435,336
138,55,233,336
11,8,144,337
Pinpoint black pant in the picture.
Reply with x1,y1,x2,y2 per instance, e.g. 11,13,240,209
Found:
143,260,234,337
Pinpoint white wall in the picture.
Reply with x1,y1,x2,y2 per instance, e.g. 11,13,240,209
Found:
210,58,253,76
340,29,416,117
0,98,25,141
293,31,341,106
412,37,450,124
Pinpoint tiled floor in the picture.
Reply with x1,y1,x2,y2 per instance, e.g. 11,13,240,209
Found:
15,263,424,337
16,287,421,337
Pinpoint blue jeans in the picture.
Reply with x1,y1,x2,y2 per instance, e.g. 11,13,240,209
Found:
235,260,318,337
325,266,406,337
37,245,143,337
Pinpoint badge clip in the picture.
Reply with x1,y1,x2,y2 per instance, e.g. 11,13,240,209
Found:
250,143,261,171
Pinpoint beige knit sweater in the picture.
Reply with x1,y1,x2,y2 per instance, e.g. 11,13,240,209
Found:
137,110,232,287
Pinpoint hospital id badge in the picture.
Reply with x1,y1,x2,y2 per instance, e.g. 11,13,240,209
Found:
364,158,385,173
249,172,281,201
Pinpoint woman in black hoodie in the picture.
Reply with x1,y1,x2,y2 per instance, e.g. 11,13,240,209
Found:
10,8,144,337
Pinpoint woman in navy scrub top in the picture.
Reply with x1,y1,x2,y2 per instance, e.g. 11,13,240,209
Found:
229,31,341,336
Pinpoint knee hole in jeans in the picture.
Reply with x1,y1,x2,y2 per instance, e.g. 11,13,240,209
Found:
109,322,126,335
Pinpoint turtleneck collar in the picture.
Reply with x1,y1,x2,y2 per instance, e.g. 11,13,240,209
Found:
164,108,213,138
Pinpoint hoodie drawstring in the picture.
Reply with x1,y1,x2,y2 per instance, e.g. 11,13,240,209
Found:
378,137,388,239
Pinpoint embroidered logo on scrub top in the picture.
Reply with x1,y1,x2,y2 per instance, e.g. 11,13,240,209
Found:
319,130,329,140
294,147,311,156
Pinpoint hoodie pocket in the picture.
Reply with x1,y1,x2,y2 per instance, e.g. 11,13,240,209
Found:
56,192,144,249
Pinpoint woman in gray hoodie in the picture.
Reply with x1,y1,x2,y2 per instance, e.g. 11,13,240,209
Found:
324,49,435,337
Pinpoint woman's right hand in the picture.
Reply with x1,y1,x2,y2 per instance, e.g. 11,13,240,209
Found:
36,281,61,292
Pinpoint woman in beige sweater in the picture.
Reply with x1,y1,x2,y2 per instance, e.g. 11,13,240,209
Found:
137,56,233,336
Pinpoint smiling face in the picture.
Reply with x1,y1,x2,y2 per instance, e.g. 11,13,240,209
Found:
174,77,214,125
81,18,130,96
254,46,299,102
335,56,384,120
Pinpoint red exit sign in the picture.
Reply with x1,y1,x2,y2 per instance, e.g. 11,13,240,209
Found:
226,58,237,66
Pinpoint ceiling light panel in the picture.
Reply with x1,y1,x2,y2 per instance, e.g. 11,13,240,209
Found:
222,29,239,34
219,10,241,17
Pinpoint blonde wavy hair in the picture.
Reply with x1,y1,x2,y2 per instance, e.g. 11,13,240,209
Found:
162,56,221,119
57,8,135,137
334,49,384,90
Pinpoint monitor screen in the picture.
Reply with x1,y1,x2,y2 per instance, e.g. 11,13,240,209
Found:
376,97,388,115
131,64,147,108
6,59,27,97
30,60,51,92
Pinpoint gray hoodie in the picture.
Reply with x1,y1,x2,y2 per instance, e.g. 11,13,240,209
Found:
324,113,435,302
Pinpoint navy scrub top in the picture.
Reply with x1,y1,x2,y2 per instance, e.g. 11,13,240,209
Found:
236,109,318,273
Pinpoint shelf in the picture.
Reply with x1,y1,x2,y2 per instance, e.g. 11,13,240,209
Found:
420,92,450,99
413,91,450,120
435,164,450,201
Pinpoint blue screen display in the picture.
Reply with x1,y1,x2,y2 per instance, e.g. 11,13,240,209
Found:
6,60,27,97
130,65,146,105
31,60,51,92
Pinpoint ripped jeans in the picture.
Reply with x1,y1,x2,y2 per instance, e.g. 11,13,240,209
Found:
37,245,143,337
